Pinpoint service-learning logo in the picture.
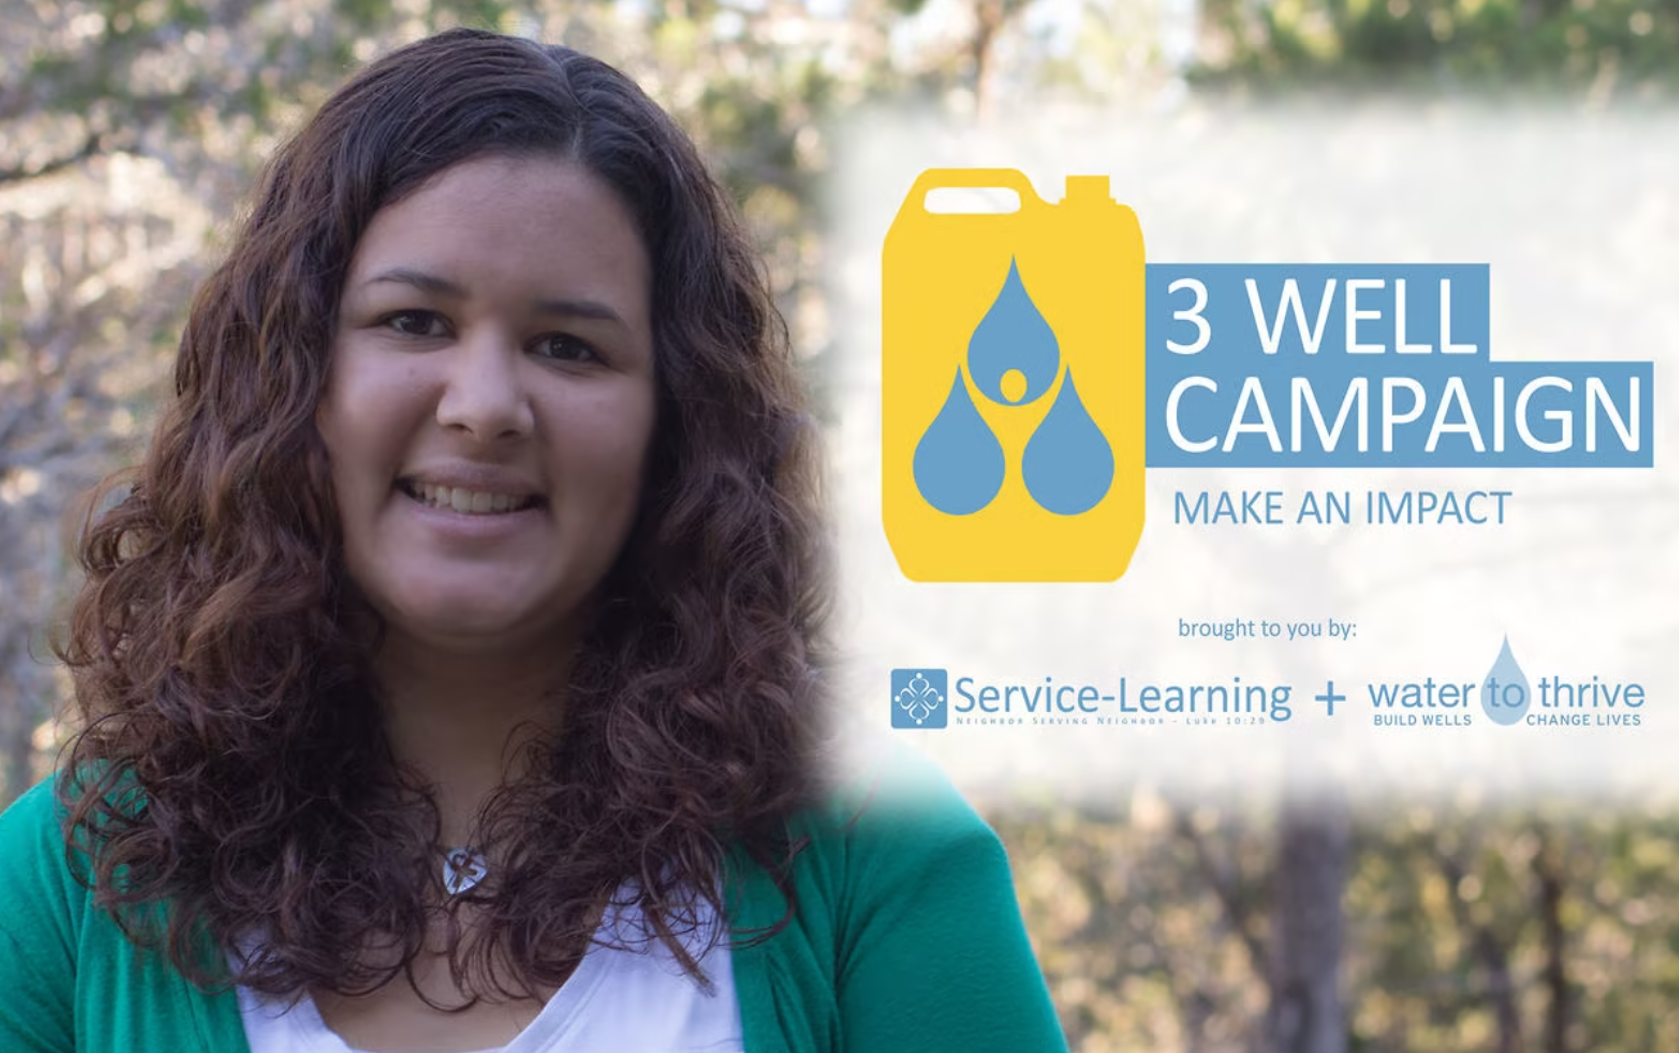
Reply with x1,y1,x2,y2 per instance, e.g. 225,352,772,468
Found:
891,668,949,728
881,169,1654,583
885,666,1296,731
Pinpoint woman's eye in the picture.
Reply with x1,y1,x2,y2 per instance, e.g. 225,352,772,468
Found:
533,334,600,364
383,311,445,337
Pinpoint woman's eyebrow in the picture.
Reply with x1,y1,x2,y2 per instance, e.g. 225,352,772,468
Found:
362,266,627,325
364,266,465,298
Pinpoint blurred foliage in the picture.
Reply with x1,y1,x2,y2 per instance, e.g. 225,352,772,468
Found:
991,794,1679,1052
2,1,1677,1051
3,0,1109,802
0,0,931,805
1195,0,1679,94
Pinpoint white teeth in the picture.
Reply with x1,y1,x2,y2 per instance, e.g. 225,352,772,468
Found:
409,482,533,515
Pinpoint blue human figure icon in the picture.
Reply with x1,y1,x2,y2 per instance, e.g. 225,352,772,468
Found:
912,255,1115,517
967,258,1059,406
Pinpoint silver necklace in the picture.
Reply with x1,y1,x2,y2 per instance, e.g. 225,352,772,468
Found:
442,846,489,895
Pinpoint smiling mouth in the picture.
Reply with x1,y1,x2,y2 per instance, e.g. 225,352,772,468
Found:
396,480,544,515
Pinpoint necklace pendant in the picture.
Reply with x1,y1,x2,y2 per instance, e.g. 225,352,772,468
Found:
443,847,488,895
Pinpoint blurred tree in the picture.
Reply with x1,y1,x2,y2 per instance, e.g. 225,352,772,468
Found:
1191,0,1679,94
995,794,1679,1053
0,0,1002,795
1264,800,1349,1053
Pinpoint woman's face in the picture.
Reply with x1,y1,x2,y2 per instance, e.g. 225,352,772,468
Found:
317,155,657,659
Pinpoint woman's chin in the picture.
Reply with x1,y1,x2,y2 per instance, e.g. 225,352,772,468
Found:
382,596,554,652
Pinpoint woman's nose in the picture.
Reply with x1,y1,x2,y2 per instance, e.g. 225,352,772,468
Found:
434,329,537,441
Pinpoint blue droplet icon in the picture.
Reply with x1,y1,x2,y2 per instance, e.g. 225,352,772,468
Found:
913,368,1005,515
1022,370,1114,516
967,258,1059,406
1480,636,1531,725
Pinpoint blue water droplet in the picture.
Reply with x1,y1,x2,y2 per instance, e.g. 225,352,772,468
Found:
913,368,1005,515
1022,370,1114,516
1480,636,1531,725
967,258,1059,406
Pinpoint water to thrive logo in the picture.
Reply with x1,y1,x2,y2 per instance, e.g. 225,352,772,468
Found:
881,170,1147,583
1367,636,1646,729
891,668,949,728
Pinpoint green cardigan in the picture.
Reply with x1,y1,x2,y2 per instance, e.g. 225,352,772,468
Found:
0,758,1068,1052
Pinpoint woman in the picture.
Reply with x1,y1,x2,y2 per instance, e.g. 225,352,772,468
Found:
0,28,1068,1053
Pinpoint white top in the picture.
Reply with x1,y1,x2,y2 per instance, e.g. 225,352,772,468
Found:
236,895,743,1053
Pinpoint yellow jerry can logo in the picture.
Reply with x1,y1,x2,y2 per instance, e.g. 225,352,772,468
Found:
882,169,1146,582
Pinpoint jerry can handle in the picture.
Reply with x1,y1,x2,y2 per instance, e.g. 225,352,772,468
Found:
905,168,1044,212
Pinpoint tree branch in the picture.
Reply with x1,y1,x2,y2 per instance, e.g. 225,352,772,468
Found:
1434,844,1525,1053
1533,825,1569,1053
0,129,105,187
1174,810,1273,992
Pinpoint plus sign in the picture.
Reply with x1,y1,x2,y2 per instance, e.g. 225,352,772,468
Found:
1315,680,1346,716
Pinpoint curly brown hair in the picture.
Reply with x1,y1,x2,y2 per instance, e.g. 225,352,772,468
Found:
54,27,830,1001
